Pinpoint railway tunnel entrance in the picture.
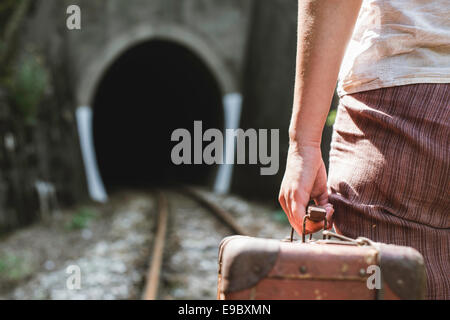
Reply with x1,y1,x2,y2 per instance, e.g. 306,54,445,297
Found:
92,40,224,192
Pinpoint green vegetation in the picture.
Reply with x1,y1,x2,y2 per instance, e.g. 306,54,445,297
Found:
326,109,337,127
66,207,98,230
0,0,47,126
0,253,31,281
8,55,49,125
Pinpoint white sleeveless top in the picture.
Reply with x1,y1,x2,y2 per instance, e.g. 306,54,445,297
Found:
338,0,450,96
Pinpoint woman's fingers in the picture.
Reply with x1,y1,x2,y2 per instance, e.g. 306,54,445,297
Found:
323,203,334,229
315,193,329,206
291,193,306,233
279,188,306,235
280,188,334,235
278,151,333,236
278,192,289,219
311,164,334,230
281,192,326,235
294,195,334,234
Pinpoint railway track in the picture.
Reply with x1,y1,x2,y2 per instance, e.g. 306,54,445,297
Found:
142,187,251,300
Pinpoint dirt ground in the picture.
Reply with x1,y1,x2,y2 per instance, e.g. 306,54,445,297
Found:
0,188,290,300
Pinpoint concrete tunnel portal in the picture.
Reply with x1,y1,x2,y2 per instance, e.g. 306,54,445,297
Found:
92,40,224,192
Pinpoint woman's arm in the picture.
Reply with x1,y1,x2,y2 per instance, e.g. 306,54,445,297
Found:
279,0,362,235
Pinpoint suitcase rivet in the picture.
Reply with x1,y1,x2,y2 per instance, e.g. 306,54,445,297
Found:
299,266,307,274
359,268,366,277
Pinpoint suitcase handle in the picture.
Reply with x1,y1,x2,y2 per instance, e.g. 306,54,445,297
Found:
289,205,328,243
322,230,376,247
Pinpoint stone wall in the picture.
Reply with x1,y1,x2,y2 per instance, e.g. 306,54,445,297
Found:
0,66,86,232
24,0,253,103
0,1,85,232
0,0,255,232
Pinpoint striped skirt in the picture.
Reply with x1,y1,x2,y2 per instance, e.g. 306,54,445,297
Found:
328,83,449,300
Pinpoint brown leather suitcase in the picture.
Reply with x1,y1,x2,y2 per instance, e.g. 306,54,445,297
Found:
217,206,427,300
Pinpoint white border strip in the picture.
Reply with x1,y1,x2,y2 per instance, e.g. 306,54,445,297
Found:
76,106,108,202
213,93,242,194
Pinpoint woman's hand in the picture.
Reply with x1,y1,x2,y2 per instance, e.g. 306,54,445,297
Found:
278,0,361,235
278,144,334,236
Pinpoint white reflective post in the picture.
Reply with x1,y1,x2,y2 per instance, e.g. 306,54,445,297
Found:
214,93,242,194
76,106,108,202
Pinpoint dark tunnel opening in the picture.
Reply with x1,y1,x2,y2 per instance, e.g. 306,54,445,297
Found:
93,40,224,192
